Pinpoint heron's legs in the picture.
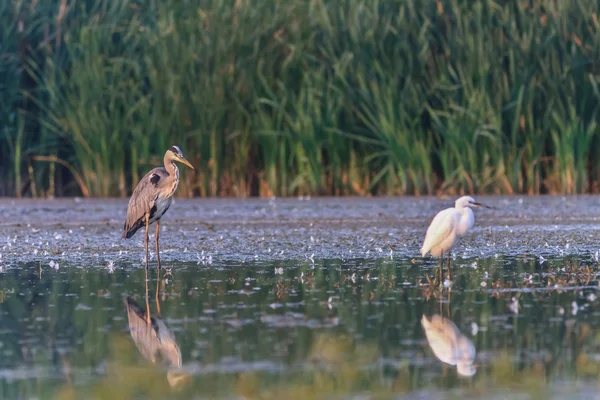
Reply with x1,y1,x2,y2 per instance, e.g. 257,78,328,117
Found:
446,252,451,281
144,214,150,270
144,264,151,324
154,221,163,313
155,221,162,313
155,221,162,271
155,270,162,316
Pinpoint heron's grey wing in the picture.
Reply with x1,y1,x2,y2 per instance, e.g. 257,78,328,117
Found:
124,297,181,368
155,318,182,368
124,297,160,362
420,208,458,255
122,169,164,238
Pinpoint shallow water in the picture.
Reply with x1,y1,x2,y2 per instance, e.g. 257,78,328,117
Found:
2,257,600,400
2,197,600,399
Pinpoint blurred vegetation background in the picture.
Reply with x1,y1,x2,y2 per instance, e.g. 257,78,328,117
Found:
1,0,600,198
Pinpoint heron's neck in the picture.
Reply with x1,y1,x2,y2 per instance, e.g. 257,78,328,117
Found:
165,160,178,177
162,155,180,197
166,162,180,198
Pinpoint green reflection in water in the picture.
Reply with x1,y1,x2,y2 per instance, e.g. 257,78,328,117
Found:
0,256,600,399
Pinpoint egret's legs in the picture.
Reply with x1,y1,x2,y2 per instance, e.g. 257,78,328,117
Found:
439,251,444,285
155,221,162,271
446,252,451,281
144,214,150,270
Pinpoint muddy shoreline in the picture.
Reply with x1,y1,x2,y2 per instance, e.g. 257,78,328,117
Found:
1,196,600,266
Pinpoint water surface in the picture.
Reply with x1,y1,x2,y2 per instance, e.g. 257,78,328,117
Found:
1,255,600,399
2,196,600,399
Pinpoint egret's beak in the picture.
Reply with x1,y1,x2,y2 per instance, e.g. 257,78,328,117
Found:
470,201,493,209
177,156,194,170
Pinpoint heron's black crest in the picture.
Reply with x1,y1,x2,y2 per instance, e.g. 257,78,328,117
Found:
169,145,182,156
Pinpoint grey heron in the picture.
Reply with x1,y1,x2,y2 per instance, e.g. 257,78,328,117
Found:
122,145,194,270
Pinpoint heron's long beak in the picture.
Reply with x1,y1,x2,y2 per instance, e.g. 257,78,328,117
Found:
177,156,194,170
470,201,493,209
167,369,192,387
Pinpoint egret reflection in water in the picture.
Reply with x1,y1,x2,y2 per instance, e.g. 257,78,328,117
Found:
421,314,477,377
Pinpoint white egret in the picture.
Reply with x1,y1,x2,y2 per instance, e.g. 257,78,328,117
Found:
420,196,492,281
421,314,476,377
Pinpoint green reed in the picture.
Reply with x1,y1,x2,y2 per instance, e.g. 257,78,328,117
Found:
2,0,600,197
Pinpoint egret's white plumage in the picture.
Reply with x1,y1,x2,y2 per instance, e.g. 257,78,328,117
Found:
421,314,476,377
420,196,491,281
420,207,460,258
420,196,479,258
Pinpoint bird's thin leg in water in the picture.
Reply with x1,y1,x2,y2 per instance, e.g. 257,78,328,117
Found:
446,252,451,281
145,214,150,270
144,266,151,324
155,272,162,316
154,220,162,313
439,251,444,285
155,221,162,312
155,221,161,271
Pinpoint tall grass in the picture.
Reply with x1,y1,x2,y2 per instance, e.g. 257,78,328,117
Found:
2,0,600,197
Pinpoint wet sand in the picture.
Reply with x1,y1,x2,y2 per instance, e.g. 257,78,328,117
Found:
1,195,600,266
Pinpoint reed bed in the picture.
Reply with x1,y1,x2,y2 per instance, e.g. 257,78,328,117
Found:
1,0,599,197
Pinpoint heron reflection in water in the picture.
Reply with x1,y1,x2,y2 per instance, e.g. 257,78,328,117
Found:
421,314,476,377
124,269,189,387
